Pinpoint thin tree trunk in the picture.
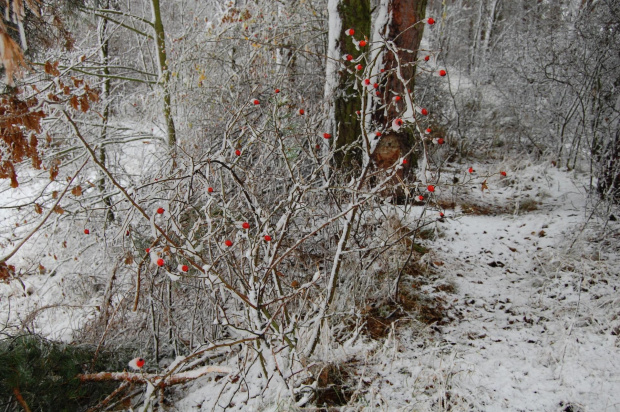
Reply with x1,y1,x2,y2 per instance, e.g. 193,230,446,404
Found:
150,0,176,148
481,0,501,60
98,0,114,221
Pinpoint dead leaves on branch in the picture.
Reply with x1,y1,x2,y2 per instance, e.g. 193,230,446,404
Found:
0,66,99,188
0,95,45,187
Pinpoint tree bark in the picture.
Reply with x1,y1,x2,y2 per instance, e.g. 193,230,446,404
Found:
329,0,371,170
370,0,428,191
150,0,177,148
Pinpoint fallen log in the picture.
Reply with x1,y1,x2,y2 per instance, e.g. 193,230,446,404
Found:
78,365,232,386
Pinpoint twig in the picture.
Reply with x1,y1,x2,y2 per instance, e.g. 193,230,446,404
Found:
0,159,88,264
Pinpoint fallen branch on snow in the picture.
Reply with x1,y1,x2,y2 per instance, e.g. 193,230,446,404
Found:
78,365,232,386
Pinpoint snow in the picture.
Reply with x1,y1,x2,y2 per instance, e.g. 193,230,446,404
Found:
313,163,620,411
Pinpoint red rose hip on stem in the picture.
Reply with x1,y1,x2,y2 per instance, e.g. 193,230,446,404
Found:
264,235,272,242
346,54,353,61
225,240,233,247
84,229,89,235
427,185,435,192
181,265,189,272
323,133,332,139
421,108,428,116
275,89,280,93
299,109,305,115
439,69,447,76
359,40,367,47
253,99,260,105
208,187,214,193
157,258,164,267
157,207,164,214
356,64,363,71
437,138,445,144
424,55,430,62
235,149,241,156
500,171,507,176
242,222,250,229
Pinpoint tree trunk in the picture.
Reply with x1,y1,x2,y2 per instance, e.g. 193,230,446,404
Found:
327,0,371,170
369,0,428,192
97,0,114,222
150,0,176,148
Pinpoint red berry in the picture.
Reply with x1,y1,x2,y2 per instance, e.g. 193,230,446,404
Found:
437,138,445,145
375,131,382,137
376,91,381,96
424,55,430,62
346,54,353,61
315,144,320,149
421,108,428,116
253,99,260,105
146,248,150,253
356,110,361,115
136,358,145,368
84,229,89,235
439,69,447,77
402,158,407,164
373,83,379,89
380,68,385,73
427,17,435,25
346,28,355,36
427,185,435,192
439,212,445,217
359,40,367,47
235,149,241,156
208,187,214,193
395,118,403,126
157,207,164,214
264,235,272,242
468,167,474,173
394,96,401,101
299,109,305,115
181,265,189,272
225,240,233,247
242,222,250,229
418,195,424,201
364,78,370,85
356,64,363,71
126,230,130,236
426,128,432,133
500,171,507,176
323,133,332,139
157,258,164,267
275,89,280,93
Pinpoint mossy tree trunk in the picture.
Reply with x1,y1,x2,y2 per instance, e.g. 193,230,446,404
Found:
332,0,371,170
150,0,176,148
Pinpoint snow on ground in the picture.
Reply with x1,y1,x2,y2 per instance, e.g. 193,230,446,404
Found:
1,156,618,411
343,163,620,411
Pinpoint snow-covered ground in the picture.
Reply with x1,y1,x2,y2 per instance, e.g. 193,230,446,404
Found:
1,160,618,411
326,164,620,411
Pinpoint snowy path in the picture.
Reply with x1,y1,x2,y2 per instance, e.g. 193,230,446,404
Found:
355,167,620,411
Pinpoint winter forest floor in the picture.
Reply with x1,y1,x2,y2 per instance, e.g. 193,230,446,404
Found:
329,164,620,412
2,159,620,412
